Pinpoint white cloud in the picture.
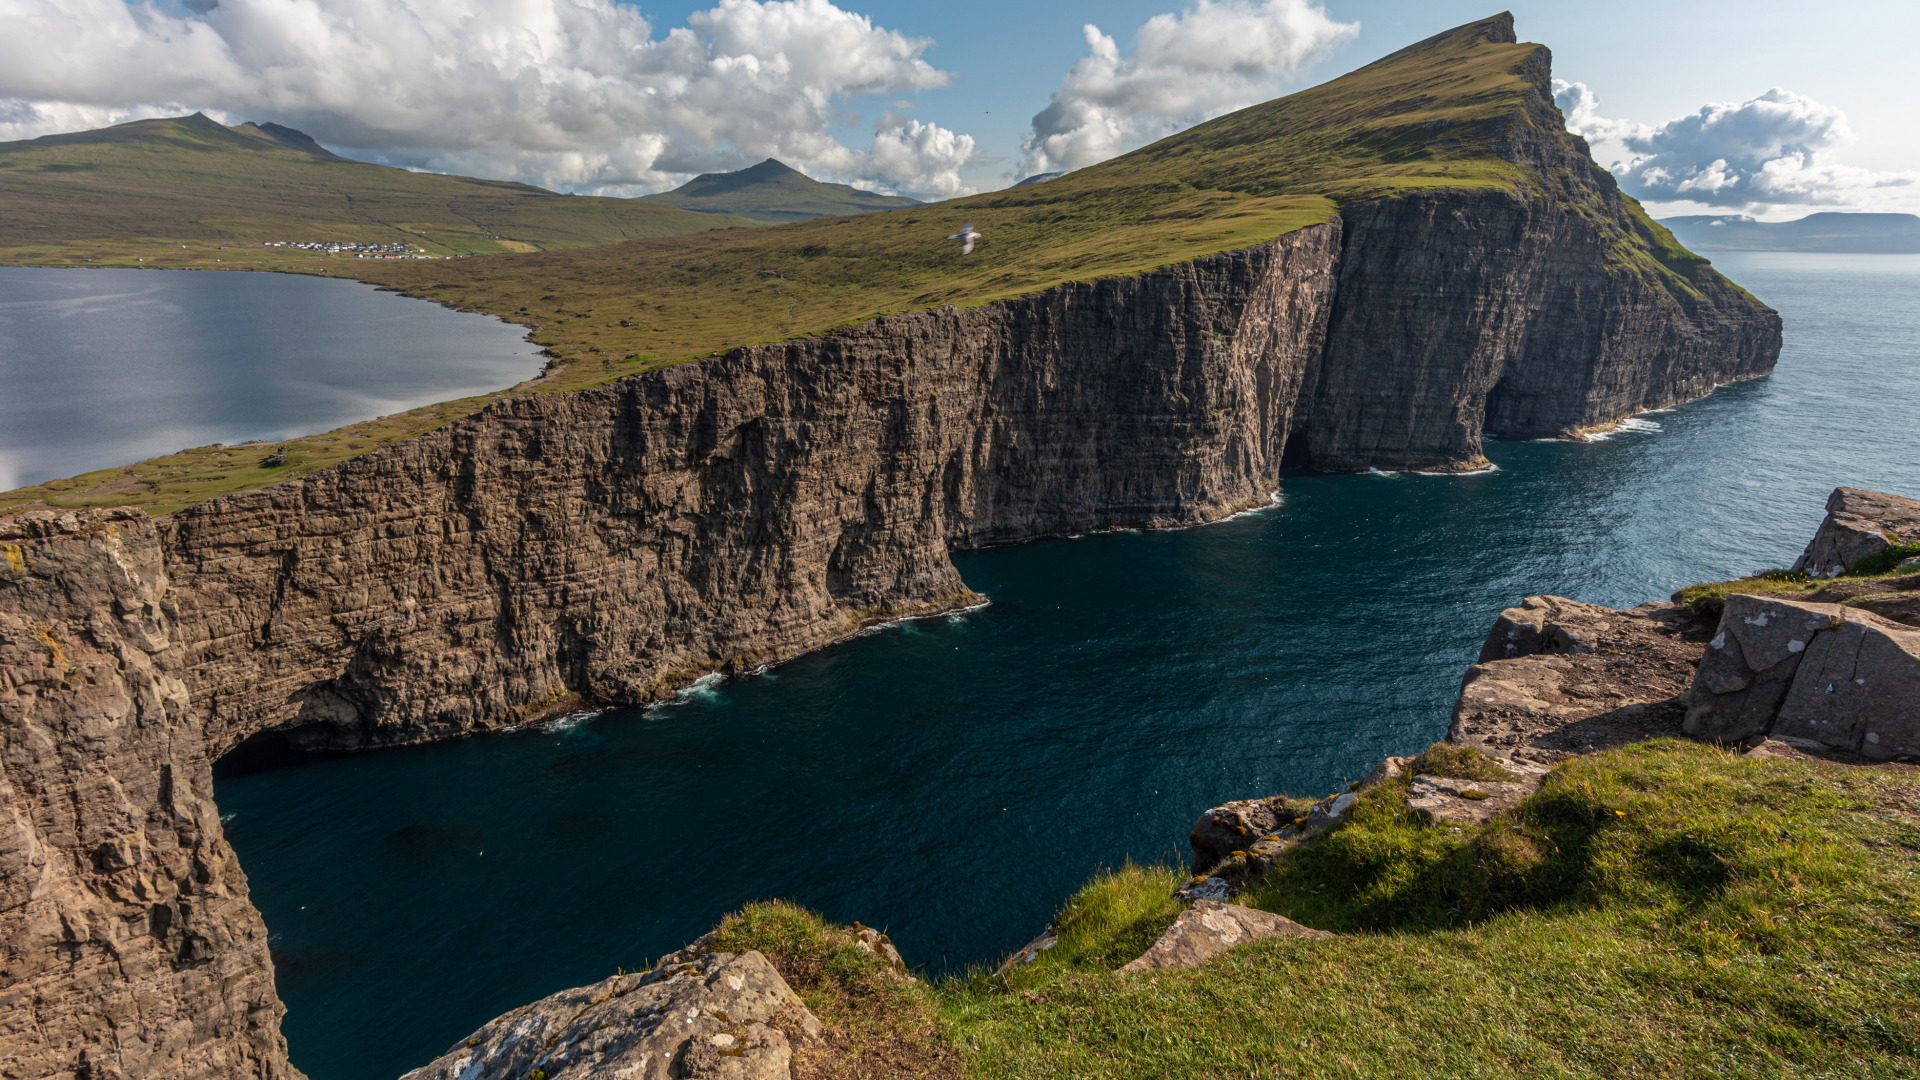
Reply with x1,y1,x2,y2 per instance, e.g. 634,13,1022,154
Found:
1018,0,1356,178
1553,79,1917,212
0,0,980,199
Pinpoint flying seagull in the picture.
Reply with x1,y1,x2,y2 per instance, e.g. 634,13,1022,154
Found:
947,222,981,255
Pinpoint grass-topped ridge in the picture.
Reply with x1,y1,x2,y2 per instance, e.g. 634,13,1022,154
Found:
1,14,1738,516
721,740,1920,1077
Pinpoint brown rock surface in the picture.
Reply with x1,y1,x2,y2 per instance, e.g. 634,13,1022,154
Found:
1793,488,1920,577
1118,901,1330,972
0,510,295,1080
1682,595,1844,743
1406,775,1540,826
162,226,1343,755
1451,596,1710,761
397,949,821,1080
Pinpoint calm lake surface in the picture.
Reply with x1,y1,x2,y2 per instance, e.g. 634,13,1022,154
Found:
0,267,542,490
213,252,1920,1080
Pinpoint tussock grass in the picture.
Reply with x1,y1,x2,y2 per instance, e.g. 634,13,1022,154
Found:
720,741,1920,1078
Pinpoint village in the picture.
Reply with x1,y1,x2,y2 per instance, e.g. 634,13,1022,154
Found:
263,240,434,258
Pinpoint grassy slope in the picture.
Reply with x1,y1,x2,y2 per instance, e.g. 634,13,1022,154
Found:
1,15,1699,515
638,158,922,223
722,742,1920,1078
0,113,756,264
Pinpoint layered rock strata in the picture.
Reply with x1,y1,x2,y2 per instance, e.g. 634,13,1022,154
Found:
1290,25,1780,470
162,226,1342,755
0,511,294,1080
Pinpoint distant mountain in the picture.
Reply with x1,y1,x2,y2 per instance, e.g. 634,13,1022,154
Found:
1013,172,1063,187
0,113,755,262
1659,212,1920,253
640,158,919,223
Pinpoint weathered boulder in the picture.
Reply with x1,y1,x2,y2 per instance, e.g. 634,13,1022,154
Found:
397,949,822,1080
1792,487,1920,578
1772,609,1920,760
1683,595,1844,743
1189,795,1302,874
1406,775,1540,826
1117,901,1330,973
1476,595,1602,662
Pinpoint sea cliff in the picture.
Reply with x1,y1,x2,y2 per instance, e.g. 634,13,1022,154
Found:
0,17,1788,1080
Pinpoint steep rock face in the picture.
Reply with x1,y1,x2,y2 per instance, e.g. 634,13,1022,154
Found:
0,511,294,1080
1296,34,1780,470
162,226,1341,753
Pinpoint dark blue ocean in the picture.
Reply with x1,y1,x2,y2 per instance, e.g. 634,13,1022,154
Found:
204,252,1920,1080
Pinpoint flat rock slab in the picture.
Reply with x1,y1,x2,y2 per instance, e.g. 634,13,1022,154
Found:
399,949,822,1080
1453,596,1708,761
1118,901,1330,972
1406,775,1540,825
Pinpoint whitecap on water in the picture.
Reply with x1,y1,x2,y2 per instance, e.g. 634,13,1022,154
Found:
1583,416,1664,441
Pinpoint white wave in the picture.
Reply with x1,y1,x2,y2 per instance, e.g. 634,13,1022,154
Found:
1583,416,1664,441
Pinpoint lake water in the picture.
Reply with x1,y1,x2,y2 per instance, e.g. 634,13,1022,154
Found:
0,267,543,491
212,252,1920,1080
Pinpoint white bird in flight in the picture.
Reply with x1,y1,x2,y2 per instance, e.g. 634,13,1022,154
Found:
947,222,982,255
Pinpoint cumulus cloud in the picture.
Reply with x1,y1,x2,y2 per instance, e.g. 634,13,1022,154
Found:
0,0,979,198
1018,0,1355,178
1553,79,1916,211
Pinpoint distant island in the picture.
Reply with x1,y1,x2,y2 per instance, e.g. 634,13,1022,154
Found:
638,157,920,223
1659,211,1920,253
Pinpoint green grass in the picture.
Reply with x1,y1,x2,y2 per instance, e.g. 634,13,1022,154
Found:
1,15,1744,516
1673,553,1920,617
749,740,1920,1079
0,112,756,265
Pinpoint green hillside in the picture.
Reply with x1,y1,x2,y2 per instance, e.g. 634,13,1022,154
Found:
639,157,921,222
4,13,1707,515
0,113,756,263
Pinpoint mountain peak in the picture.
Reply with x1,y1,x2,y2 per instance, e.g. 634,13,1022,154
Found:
642,157,919,223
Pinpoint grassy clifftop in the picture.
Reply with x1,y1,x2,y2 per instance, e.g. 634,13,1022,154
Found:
712,741,1920,1078
2,14,1705,515
0,113,755,263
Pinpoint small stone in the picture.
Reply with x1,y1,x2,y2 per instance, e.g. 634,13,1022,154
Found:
1119,901,1331,972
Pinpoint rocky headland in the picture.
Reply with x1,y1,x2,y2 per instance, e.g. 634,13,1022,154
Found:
0,16,1794,1080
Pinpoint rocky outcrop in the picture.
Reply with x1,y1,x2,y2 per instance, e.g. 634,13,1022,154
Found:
1792,487,1920,577
1451,596,1710,761
1683,595,1920,759
398,949,822,1080
0,511,294,1080
1116,901,1330,973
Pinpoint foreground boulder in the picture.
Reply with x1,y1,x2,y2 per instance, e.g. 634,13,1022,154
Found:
1685,594,1920,759
1118,901,1331,973
398,950,822,1080
1792,487,1920,578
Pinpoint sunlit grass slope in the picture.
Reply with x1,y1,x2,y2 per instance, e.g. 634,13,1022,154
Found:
719,742,1920,1078
0,112,755,264
4,14,1678,515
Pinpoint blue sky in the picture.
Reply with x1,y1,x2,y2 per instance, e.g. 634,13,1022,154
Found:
4,1,1914,215
728,0,1920,197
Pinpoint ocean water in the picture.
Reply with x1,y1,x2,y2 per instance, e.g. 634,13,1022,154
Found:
0,267,542,490
211,252,1920,1080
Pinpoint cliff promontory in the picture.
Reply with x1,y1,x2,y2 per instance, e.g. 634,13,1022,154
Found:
0,14,1787,1080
